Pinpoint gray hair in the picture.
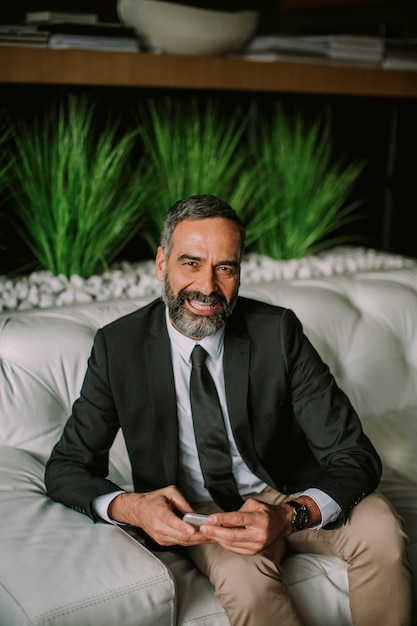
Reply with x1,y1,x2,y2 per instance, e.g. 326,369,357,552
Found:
160,194,246,259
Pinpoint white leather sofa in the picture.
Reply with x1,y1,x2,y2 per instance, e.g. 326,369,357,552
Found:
0,266,416,625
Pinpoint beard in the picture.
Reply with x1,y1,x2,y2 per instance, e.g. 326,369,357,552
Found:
162,276,237,339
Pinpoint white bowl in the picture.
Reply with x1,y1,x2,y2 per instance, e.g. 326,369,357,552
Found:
117,0,259,56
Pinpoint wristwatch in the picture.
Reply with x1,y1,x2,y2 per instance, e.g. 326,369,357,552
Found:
287,500,309,531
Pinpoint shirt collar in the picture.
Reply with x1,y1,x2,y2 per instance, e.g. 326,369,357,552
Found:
165,307,225,364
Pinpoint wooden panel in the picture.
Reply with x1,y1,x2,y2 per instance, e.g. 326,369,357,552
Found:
1,46,417,98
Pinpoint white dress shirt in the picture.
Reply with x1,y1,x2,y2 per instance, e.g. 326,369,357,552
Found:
94,308,341,527
166,310,266,503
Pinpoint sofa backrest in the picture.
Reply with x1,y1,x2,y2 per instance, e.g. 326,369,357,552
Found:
241,268,417,417
1,267,416,488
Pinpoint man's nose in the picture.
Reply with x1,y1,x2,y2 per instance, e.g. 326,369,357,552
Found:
196,267,218,295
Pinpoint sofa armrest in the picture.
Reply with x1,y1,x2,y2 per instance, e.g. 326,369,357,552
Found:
0,446,175,626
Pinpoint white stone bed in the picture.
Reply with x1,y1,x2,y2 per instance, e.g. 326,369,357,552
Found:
0,247,415,312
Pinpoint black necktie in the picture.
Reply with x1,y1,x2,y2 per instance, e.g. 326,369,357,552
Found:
190,345,244,512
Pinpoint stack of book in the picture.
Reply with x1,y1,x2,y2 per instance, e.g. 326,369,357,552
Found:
41,22,140,52
0,24,49,47
0,11,141,52
233,33,385,66
25,11,99,25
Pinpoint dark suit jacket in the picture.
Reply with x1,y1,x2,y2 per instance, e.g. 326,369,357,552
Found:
45,297,381,525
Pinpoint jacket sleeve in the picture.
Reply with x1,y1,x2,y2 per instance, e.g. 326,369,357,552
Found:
45,329,123,521
281,308,382,522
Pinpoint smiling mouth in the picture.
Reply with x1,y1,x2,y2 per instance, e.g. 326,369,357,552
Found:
187,298,219,315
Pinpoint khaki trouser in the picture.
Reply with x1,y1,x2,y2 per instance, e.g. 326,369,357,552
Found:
187,489,412,626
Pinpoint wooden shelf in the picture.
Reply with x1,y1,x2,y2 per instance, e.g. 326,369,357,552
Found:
1,45,417,98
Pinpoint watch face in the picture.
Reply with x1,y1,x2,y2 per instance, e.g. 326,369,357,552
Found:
288,501,309,531
294,506,309,530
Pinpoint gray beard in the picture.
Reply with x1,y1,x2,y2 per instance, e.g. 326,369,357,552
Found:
162,277,237,339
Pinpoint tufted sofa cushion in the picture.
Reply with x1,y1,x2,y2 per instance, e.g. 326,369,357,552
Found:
0,267,416,625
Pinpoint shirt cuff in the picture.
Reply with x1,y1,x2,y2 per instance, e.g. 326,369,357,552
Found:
92,490,126,525
303,488,342,529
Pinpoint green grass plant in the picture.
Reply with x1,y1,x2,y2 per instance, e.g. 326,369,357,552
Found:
250,106,365,259
137,98,258,253
6,97,366,276
0,114,12,195
9,97,149,278
0,113,15,259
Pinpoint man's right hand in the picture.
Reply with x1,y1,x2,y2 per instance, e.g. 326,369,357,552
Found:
108,485,211,547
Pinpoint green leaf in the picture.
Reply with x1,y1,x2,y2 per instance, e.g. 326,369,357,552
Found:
248,106,366,259
7,96,150,278
136,97,258,253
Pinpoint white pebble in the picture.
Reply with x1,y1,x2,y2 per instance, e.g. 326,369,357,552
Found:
74,290,92,303
55,290,75,306
70,275,85,289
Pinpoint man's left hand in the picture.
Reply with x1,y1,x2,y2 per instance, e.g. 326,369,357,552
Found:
199,496,320,555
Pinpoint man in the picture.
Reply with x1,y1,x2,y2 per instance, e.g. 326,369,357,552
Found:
46,194,412,625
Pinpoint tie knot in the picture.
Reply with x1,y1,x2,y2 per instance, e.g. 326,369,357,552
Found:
191,345,208,368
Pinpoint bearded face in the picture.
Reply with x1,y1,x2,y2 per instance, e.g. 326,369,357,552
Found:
155,217,242,339
162,278,237,339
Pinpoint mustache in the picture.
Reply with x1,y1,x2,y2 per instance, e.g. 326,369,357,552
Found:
177,289,227,306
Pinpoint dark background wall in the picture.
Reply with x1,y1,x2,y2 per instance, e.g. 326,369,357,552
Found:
3,0,417,38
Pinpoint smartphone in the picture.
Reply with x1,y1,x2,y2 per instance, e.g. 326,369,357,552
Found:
183,513,243,529
183,513,212,527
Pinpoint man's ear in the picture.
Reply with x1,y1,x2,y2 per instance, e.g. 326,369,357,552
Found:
155,246,165,282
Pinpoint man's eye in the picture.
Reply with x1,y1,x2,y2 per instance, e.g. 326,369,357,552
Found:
218,266,235,274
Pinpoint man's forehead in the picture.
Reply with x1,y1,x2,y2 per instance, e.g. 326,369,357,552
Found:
172,217,241,241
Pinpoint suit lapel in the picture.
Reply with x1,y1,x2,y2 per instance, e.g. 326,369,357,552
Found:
223,330,251,451
224,314,275,487
145,309,179,485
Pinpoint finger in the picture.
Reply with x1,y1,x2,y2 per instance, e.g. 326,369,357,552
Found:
201,523,254,544
207,511,247,527
207,509,270,530
156,526,212,547
153,512,214,547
